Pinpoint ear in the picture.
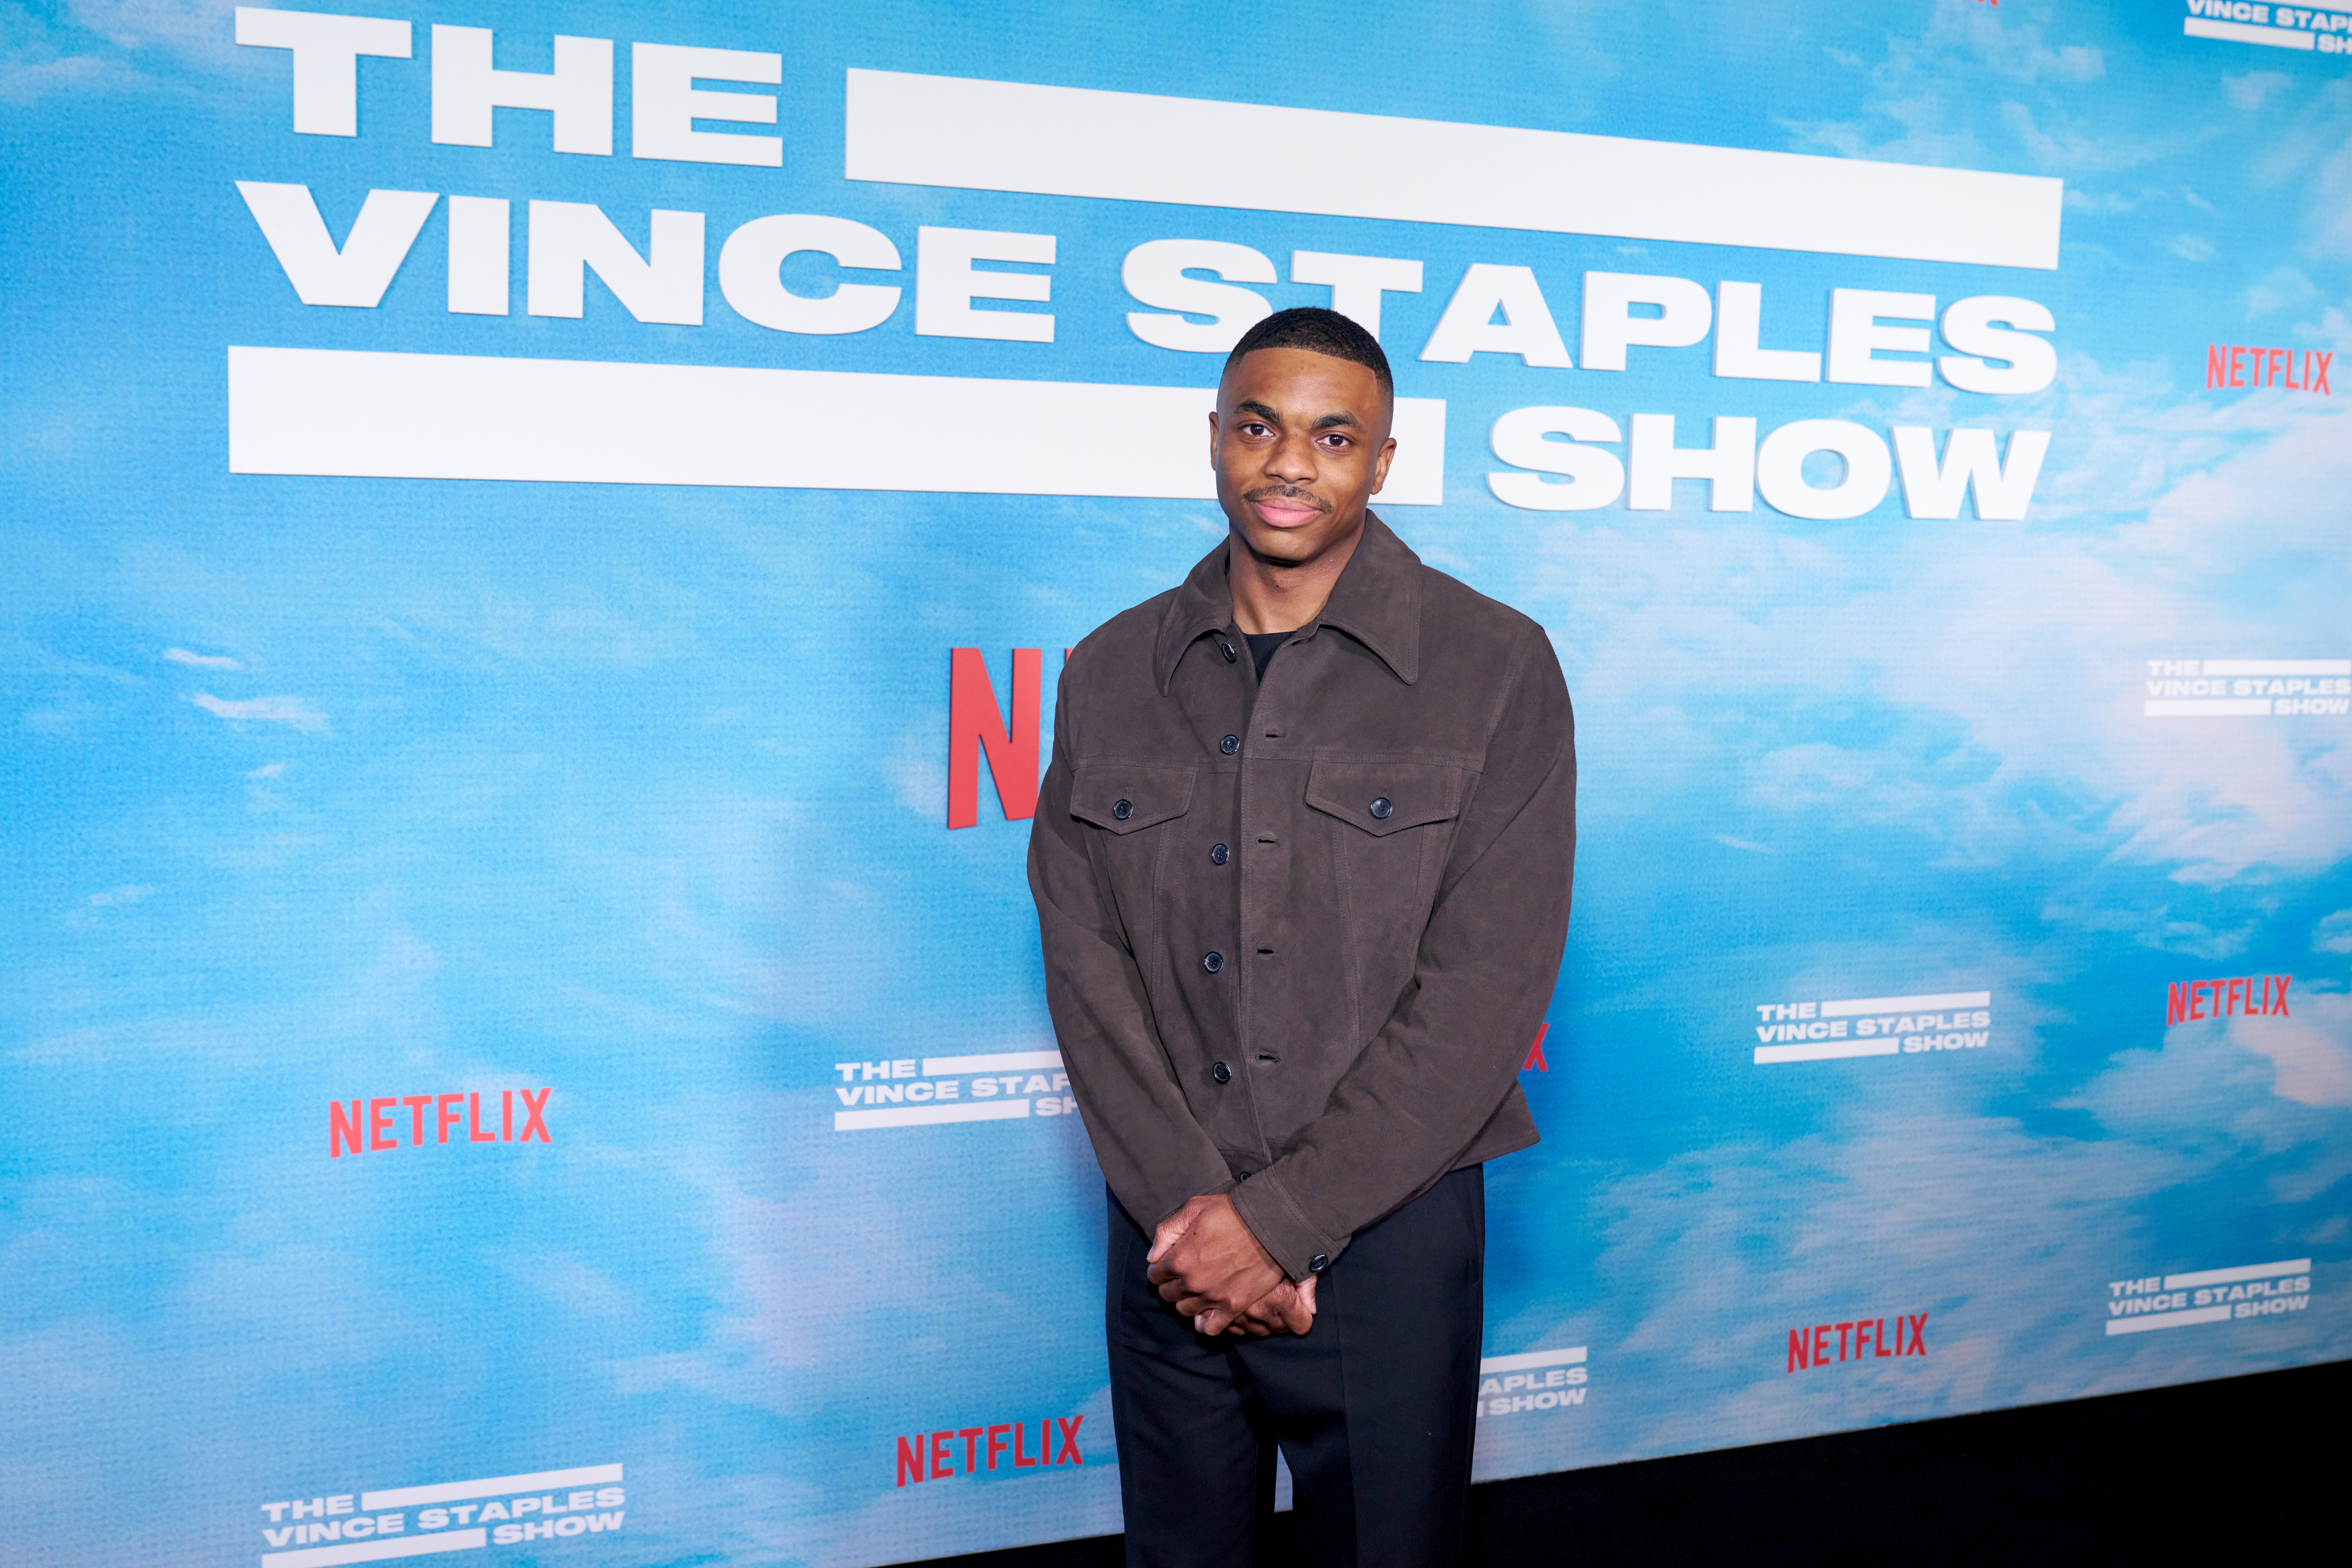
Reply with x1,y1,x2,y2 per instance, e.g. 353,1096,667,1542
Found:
1368,434,1397,496
1207,409,1221,470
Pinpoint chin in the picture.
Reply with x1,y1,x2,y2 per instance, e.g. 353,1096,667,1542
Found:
1237,526,1313,567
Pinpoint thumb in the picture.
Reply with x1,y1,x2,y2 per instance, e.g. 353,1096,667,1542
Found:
1298,1276,1318,1316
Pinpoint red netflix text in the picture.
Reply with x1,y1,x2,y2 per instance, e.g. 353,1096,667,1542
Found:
897,1416,1084,1485
1786,1313,1927,1372
947,648,1077,830
2206,345,2330,396
2167,975,2290,1027
330,1089,551,1156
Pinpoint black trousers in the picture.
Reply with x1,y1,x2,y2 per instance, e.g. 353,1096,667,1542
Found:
1105,1167,1485,1568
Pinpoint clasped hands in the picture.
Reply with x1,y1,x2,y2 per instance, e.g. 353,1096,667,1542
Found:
1147,1192,1318,1338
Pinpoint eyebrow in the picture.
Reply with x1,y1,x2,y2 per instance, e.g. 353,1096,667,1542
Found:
1234,400,1364,432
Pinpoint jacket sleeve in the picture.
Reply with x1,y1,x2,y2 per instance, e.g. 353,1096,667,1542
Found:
1230,625,1576,1278
1028,670,1237,1233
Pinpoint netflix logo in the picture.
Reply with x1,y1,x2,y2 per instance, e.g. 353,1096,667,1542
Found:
947,648,1071,829
1786,1313,1927,1372
896,1417,1085,1486
329,1089,551,1156
2205,343,2331,396
2166,975,2290,1027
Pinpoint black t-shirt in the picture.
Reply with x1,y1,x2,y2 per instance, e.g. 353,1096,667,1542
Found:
1245,631,1287,681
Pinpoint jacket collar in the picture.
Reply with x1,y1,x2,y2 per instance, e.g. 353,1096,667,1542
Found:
1153,511,1423,693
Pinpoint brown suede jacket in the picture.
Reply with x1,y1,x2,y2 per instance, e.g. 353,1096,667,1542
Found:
1027,513,1576,1280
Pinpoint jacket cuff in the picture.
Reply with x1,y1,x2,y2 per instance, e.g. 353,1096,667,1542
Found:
1230,1169,1345,1282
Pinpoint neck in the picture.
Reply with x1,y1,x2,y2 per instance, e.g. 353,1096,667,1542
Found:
1227,513,1367,636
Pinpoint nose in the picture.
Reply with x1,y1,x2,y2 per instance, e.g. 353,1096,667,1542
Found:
1264,429,1318,485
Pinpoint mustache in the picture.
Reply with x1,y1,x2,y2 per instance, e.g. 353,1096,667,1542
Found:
1244,486,1330,512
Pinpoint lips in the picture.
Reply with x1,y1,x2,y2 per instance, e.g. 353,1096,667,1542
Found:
1251,499,1324,527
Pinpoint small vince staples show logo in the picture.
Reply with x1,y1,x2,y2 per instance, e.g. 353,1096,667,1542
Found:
2181,1,2352,55
830,1050,1078,1132
1750,989,1992,1065
896,1416,1085,1486
1476,1346,1588,1418
330,1089,550,1156
1786,1313,1929,1372
255,1462,623,1566
2167,973,2291,1025
2106,1259,2313,1335
2143,659,2351,718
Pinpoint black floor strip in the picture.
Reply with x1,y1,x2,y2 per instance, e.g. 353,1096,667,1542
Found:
906,1358,2341,1567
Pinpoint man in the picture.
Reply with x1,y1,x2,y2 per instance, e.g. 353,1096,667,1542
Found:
1027,307,1576,1567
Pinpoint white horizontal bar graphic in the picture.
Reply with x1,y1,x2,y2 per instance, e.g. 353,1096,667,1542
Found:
1481,1346,1588,1373
844,69,2063,269
2146,698,2271,716
2105,1305,2233,1335
923,1050,1063,1076
2185,18,2316,51
1755,1038,1901,1064
1818,991,1991,1018
363,1465,620,1510
836,1099,1031,1131
228,347,1445,504
2200,660,2349,676
2164,1259,2311,1291
261,1530,486,1568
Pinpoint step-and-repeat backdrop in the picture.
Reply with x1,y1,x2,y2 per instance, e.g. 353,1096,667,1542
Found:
5,2,2348,1563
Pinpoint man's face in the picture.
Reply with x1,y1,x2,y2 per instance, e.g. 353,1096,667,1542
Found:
1210,347,1396,570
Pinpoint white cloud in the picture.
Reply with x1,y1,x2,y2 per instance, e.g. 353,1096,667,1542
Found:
2224,72,2294,113
2246,266,2321,320
0,49,151,101
2229,995,2352,1109
162,647,240,669
2314,910,2352,954
65,0,234,50
188,693,328,733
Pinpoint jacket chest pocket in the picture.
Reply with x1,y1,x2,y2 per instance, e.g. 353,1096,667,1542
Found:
1303,760,1468,944
1071,762,1198,928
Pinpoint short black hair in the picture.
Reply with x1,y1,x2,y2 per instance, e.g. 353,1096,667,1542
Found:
1224,306,1392,393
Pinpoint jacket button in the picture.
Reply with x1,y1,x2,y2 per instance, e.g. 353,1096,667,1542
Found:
1210,842,1229,865
1112,798,1132,820
1202,951,1224,974
1211,1061,1232,1084
1220,734,1240,754
1308,1254,1329,1273
1369,797,1393,819
1221,641,1238,663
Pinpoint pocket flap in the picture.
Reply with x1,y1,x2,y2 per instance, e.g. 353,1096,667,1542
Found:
1071,762,1197,833
1304,761,1466,837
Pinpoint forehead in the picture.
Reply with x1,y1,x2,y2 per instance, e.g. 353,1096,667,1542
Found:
1218,346,1390,422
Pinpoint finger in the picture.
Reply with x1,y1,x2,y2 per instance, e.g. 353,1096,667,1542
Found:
1298,1276,1318,1315
1159,1279,1191,1306
1147,1199,1207,1265
1197,1308,1237,1336
1147,1261,1177,1287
